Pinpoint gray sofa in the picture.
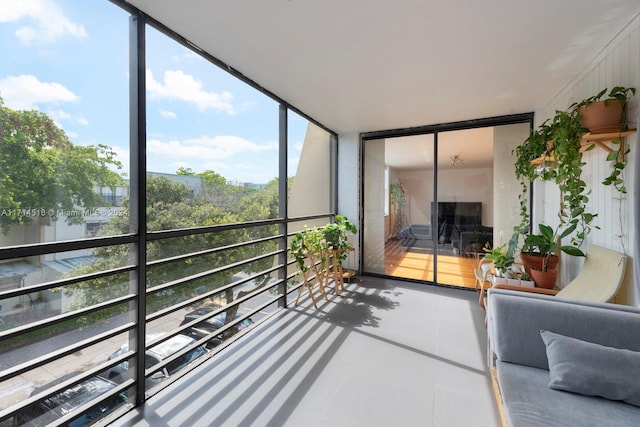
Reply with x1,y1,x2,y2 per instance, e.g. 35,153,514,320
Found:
399,224,433,248
487,289,640,427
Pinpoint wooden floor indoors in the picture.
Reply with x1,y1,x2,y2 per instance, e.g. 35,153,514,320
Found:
384,238,478,289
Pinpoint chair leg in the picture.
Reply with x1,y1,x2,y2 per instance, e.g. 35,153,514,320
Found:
478,281,488,309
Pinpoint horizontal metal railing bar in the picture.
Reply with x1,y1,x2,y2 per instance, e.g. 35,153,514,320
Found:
0,293,135,342
286,213,334,223
0,359,132,425
186,290,283,352
60,380,133,427
0,234,137,261
0,219,287,261
145,249,282,304
147,290,283,381
0,321,136,383
146,272,282,345
145,262,283,325
0,264,136,300
145,218,283,241
156,277,284,350
146,233,282,268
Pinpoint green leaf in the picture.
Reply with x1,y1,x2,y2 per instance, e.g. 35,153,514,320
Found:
606,151,619,161
561,246,585,257
558,223,577,239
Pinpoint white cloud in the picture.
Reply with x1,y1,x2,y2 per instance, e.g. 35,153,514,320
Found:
146,69,236,114
0,74,79,110
77,117,89,126
0,0,87,44
159,109,177,119
147,135,276,160
48,109,71,121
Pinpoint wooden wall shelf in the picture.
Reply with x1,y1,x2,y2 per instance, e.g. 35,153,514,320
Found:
530,128,636,166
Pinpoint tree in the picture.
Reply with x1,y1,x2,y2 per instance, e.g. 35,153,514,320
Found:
62,171,284,336
61,176,264,319
0,96,124,234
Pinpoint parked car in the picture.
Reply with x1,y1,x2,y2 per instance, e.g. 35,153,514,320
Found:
103,333,207,388
14,372,127,427
180,307,254,348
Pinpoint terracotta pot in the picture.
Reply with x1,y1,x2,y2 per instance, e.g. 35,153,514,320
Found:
520,252,559,276
578,100,623,134
530,268,558,289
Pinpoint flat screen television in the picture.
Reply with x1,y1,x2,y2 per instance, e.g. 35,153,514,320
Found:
433,202,482,242
435,202,482,227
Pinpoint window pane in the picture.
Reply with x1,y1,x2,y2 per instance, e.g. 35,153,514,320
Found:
287,111,332,217
0,1,130,246
0,1,132,419
145,26,280,231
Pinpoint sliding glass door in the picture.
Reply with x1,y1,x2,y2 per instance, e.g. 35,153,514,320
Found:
362,121,530,288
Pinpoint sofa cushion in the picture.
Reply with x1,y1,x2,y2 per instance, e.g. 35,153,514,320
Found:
487,289,640,370
541,330,640,407
495,361,640,427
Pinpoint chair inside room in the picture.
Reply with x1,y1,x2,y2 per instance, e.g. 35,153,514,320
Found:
494,244,627,303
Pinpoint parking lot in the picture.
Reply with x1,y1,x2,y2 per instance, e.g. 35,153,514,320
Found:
0,292,274,414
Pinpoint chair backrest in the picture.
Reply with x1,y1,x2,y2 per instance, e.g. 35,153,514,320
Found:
557,244,627,303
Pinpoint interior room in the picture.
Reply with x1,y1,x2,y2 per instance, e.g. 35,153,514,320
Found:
1,1,640,426
362,123,530,288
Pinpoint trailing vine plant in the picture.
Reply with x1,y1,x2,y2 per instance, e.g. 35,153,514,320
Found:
570,86,636,196
512,86,635,252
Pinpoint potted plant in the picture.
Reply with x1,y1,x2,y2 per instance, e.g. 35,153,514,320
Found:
289,216,357,276
525,223,585,288
512,86,635,254
572,86,635,196
571,86,636,133
322,214,357,260
519,270,534,288
483,243,514,278
289,226,326,273
505,269,520,286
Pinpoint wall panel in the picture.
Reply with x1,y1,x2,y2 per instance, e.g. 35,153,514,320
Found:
536,14,640,305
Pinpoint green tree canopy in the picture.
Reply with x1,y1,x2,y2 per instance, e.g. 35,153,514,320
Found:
0,96,124,233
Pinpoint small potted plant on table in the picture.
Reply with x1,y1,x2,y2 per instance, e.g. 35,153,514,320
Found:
525,223,585,289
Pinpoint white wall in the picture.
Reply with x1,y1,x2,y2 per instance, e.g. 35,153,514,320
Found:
397,167,493,226
337,132,360,271
289,123,332,220
493,123,531,247
362,139,386,274
536,14,640,305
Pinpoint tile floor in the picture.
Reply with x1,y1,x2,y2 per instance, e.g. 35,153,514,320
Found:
111,277,500,427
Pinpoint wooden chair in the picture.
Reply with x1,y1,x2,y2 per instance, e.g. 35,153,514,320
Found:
493,244,627,303
474,258,493,308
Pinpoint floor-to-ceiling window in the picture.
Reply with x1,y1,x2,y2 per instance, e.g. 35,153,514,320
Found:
0,1,336,425
362,119,531,288
0,2,133,422
285,109,336,304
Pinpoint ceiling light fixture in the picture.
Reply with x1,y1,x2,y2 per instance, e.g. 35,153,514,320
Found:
450,155,464,167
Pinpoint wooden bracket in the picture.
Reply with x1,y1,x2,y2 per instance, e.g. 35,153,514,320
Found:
530,129,636,166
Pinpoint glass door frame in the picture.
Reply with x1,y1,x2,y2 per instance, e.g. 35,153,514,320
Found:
358,113,534,286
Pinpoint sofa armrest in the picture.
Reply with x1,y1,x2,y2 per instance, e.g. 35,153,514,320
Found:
487,288,640,370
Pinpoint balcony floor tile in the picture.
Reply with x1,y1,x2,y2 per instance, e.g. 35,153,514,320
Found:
112,277,499,427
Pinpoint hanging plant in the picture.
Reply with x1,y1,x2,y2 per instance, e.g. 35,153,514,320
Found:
512,118,555,230
512,86,635,252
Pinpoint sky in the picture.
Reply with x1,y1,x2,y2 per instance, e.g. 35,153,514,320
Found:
0,0,308,184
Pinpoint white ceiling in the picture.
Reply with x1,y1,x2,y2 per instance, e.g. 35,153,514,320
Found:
384,127,495,170
123,0,640,169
